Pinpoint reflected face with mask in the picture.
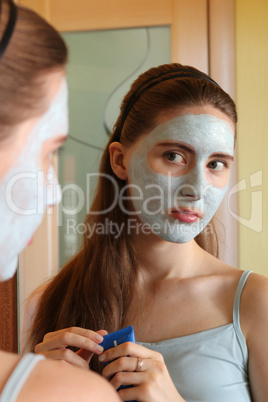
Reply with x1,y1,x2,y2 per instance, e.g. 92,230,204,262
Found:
0,70,68,281
110,105,235,244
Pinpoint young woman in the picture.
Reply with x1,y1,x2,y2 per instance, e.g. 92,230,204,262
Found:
25,63,268,402
0,1,119,400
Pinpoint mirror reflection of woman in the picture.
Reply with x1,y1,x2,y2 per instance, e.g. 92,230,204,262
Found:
25,63,268,402
0,1,119,400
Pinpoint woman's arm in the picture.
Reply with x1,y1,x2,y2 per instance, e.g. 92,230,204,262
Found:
241,273,268,401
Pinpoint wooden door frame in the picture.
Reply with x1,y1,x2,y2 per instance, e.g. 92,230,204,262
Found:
1,0,235,353
18,0,211,72
0,274,18,352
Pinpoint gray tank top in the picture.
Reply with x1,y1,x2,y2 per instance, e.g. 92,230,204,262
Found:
138,270,252,402
0,353,45,402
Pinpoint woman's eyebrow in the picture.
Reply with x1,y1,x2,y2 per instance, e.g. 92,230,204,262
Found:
155,143,234,160
155,141,195,154
211,152,234,161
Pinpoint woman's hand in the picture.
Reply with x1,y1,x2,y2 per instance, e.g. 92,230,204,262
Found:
99,342,185,402
35,327,107,369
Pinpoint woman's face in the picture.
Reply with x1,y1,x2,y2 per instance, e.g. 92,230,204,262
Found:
0,69,68,281
121,105,235,243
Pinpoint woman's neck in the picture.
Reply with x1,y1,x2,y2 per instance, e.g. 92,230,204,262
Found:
132,231,206,284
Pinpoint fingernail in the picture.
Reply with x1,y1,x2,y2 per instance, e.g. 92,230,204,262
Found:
98,353,106,361
96,345,104,353
94,333,104,343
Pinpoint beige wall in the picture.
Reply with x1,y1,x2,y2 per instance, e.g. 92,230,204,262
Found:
236,0,268,275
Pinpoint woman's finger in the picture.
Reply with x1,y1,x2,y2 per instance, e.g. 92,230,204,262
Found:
38,348,90,370
43,327,105,343
96,329,109,337
117,385,138,402
110,370,145,389
35,331,104,355
75,330,108,364
102,356,146,380
99,341,163,364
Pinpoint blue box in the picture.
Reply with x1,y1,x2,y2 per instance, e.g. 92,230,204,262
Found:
100,326,137,402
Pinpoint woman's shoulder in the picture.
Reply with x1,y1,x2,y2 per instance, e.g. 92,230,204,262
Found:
232,270,268,354
201,255,267,320
0,351,20,393
201,251,246,283
240,271,268,399
243,269,268,292
240,271,268,332
212,261,268,313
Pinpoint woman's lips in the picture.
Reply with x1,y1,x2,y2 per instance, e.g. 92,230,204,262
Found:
168,208,202,224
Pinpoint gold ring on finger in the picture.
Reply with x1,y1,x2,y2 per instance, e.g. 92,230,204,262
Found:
135,357,144,372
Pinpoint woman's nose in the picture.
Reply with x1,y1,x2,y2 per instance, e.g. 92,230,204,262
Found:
180,184,198,198
178,164,207,200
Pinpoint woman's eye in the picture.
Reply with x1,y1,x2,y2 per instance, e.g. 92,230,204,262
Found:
208,160,226,171
164,152,184,163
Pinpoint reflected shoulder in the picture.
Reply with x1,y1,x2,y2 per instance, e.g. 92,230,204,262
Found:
17,359,120,402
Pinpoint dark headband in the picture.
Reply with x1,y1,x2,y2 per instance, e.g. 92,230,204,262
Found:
117,68,221,140
0,0,17,60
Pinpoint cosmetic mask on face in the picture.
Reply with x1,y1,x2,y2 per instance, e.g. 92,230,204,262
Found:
128,114,234,243
0,78,68,281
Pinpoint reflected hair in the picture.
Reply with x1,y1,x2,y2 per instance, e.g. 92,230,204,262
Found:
0,0,17,60
0,0,67,140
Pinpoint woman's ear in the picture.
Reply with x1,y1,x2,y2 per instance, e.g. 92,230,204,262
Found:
109,142,128,180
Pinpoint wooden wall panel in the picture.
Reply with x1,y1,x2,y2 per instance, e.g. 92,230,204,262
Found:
16,0,50,19
209,0,236,98
18,0,173,30
171,0,208,73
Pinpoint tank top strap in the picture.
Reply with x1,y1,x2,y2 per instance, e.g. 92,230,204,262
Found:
0,353,45,402
233,270,252,365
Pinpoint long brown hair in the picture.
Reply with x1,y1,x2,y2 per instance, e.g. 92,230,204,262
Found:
0,0,67,140
28,63,237,372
